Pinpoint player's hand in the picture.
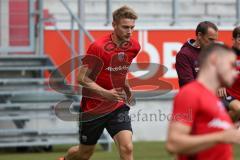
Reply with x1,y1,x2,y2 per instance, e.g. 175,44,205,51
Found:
217,87,227,97
220,128,240,144
101,88,125,102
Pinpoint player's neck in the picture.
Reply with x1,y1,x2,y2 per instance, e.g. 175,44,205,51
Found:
193,40,201,48
197,71,220,95
111,33,124,47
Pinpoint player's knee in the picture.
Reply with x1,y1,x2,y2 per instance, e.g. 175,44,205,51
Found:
230,100,240,113
119,143,133,155
67,146,79,155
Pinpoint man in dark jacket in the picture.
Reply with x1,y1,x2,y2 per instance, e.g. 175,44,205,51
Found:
176,21,218,87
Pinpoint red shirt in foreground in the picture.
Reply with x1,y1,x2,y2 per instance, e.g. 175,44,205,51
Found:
172,81,233,160
81,33,140,114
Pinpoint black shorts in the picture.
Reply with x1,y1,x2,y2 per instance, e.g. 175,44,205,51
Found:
79,105,132,145
221,93,236,111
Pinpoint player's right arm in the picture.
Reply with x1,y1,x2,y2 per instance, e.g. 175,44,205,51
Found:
78,65,125,101
166,89,240,155
78,43,125,102
176,52,195,87
166,121,240,155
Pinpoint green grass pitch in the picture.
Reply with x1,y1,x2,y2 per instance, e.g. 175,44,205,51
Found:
0,142,239,160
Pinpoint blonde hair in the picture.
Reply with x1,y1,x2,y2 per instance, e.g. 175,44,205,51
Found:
112,5,138,22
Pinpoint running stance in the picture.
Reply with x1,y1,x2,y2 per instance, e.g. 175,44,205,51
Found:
59,6,140,160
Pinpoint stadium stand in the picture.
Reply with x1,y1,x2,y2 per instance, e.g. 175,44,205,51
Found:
0,0,111,152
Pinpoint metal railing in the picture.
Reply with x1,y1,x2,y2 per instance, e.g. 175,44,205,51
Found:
37,0,95,85
104,0,240,26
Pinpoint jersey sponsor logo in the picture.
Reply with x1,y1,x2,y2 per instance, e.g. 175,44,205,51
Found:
105,65,129,72
208,118,232,129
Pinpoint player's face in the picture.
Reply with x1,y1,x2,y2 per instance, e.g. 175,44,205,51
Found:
198,28,218,48
233,36,240,50
216,51,238,87
113,18,135,42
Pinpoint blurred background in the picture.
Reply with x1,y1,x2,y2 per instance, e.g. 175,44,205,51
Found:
0,0,239,160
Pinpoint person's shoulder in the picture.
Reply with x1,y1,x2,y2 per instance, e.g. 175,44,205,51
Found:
178,39,197,56
130,38,141,52
90,35,109,47
176,81,202,100
87,34,111,53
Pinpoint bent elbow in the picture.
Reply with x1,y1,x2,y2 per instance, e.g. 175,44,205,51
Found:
165,140,178,155
77,78,84,86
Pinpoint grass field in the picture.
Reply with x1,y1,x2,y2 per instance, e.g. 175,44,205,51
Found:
0,142,239,160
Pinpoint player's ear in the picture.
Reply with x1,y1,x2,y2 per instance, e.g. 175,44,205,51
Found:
197,32,203,39
209,52,218,66
112,21,116,29
232,37,236,44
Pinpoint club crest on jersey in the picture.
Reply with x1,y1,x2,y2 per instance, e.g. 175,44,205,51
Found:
194,60,199,72
118,52,125,61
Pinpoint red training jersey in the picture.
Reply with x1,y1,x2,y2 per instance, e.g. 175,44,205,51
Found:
172,81,233,160
81,33,140,114
227,47,240,100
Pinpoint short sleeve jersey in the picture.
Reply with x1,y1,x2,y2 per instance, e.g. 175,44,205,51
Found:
172,81,233,160
81,33,141,114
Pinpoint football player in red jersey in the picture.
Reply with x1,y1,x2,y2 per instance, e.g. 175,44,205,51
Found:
220,26,240,121
59,6,140,160
166,43,240,160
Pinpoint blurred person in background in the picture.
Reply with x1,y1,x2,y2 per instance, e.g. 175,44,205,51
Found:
176,21,218,87
220,26,240,122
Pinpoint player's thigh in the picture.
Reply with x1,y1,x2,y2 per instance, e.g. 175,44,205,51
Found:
105,105,133,150
79,116,107,145
113,130,133,153
113,130,133,146
105,105,132,138
229,99,240,112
